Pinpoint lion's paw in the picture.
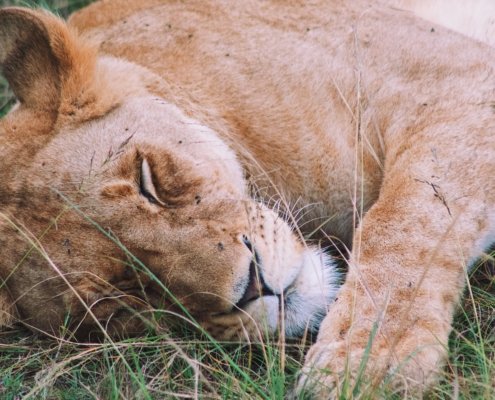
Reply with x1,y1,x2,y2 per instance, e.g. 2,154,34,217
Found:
295,340,370,399
295,326,448,399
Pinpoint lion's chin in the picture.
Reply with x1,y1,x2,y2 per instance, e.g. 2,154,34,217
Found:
243,249,340,338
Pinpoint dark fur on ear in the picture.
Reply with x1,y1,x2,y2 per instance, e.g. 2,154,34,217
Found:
0,7,101,116
0,8,64,110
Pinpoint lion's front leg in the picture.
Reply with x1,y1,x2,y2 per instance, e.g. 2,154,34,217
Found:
297,165,495,397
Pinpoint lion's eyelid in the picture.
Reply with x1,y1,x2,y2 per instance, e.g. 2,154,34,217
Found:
139,158,166,206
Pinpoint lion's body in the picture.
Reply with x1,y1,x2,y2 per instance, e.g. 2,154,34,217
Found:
68,0,495,245
0,0,494,396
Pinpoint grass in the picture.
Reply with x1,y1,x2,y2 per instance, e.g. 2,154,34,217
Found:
0,0,494,398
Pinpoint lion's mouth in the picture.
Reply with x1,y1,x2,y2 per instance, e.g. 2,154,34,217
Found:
204,248,338,340
234,258,278,309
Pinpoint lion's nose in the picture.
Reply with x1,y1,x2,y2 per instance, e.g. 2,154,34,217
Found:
241,235,254,253
236,236,275,308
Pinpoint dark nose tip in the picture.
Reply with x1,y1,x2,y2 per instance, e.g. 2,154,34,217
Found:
242,234,261,266
236,236,275,309
242,235,254,253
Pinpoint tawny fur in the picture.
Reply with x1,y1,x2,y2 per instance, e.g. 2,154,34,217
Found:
0,0,494,397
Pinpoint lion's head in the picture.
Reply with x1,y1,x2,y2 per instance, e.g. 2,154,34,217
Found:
0,8,339,340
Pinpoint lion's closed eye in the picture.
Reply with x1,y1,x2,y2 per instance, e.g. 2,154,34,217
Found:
135,148,204,208
139,158,166,206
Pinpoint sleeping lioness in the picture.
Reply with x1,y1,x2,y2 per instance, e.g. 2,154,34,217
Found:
0,0,494,397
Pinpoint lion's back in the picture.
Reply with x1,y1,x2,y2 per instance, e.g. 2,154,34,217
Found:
69,0,495,242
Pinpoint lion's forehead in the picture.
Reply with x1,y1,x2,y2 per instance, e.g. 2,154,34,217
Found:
29,97,245,196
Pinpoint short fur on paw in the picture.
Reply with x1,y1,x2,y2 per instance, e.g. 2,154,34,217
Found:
297,295,450,398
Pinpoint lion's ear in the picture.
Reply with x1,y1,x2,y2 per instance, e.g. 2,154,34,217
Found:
0,7,96,114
